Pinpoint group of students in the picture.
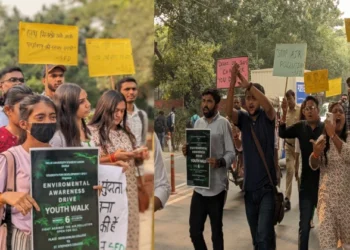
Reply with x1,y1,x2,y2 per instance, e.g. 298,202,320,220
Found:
181,62,349,250
0,65,153,250
232,65,350,250
279,89,350,250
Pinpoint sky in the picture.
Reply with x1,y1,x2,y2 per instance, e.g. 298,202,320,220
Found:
2,0,350,18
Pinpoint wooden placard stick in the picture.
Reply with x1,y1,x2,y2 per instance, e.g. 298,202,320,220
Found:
110,76,115,90
45,64,49,87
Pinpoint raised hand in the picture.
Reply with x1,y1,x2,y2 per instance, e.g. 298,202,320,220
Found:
310,135,326,157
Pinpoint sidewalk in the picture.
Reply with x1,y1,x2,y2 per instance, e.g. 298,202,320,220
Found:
139,147,154,250
162,150,182,159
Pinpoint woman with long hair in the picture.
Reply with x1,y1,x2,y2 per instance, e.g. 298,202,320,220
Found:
0,95,59,249
0,85,33,153
309,102,350,249
50,83,93,147
0,94,101,249
88,90,148,250
50,83,132,170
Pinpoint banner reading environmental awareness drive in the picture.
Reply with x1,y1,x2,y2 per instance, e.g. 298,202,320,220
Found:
31,148,99,250
186,129,211,189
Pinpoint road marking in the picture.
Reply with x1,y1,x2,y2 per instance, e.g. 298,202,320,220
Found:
164,155,183,160
175,183,186,189
170,187,193,197
167,191,193,205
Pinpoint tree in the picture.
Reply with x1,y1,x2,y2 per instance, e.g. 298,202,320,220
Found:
155,0,350,98
0,0,153,109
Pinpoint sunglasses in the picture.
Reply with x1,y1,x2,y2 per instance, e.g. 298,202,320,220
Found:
1,77,25,84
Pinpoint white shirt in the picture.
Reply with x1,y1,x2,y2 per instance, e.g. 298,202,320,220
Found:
127,105,148,147
194,113,235,197
0,107,8,127
127,104,148,176
154,133,171,208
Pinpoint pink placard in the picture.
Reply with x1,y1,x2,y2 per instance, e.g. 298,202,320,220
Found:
216,57,249,89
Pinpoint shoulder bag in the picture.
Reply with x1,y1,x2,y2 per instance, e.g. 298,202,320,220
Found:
0,151,16,250
250,126,285,225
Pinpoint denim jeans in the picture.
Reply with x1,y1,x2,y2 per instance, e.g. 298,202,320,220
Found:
298,189,318,250
245,185,276,250
156,132,165,150
189,190,226,250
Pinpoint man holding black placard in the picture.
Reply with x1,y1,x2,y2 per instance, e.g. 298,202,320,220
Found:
182,88,235,250
226,63,280,250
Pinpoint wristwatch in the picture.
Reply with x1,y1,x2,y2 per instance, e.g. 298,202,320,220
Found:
218,158,226,168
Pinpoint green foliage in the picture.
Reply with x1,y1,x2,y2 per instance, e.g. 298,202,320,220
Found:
155,0,350,143
74,152,98,164
0,0,152,107
76,236,98,250
34,217,49,227
155,0,350,98
34,161,47,179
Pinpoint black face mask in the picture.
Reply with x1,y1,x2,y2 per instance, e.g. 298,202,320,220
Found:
29,123,57,143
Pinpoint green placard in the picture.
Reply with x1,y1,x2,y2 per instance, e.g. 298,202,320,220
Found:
272,43,307,77
186,129,211,188
31,147,99,250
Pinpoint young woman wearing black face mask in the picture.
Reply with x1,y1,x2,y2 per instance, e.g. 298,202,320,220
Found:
0,95,101,250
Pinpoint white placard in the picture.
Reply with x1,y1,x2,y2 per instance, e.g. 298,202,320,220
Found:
99,165,128,249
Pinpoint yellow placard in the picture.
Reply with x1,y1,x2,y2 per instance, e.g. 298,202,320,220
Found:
18,22,78,65
326,78,342,97
345,18,350,42
304,69,329,94
86,39,135,77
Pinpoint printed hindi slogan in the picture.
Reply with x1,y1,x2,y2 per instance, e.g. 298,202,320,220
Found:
216,57,249,89
99,165,128,250
86,38,135,77
273,44,307,77
30,148,99,250
19,22,79,65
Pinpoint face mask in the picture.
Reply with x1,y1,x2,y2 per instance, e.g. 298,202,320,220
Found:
28,123,57,143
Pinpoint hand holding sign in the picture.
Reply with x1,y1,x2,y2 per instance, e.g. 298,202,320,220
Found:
233,63,250,88
206,158,219,168
217,57,249,88
0,192,40,215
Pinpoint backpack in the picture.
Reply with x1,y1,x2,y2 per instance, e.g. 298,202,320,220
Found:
167,113,173,128
186,118,193,128
138,110,146,145
154,117,165,133
0,151,16,250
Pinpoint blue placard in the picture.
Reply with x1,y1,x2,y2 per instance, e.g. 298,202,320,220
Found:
296,82,306,104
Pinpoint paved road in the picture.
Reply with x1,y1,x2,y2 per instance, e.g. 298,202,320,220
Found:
154,153,339,250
